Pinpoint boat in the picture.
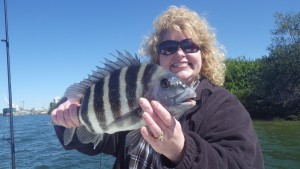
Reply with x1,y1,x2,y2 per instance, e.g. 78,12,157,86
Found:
2,108,16,116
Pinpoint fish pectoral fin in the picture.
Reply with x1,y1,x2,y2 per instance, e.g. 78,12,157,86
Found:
126,130,151,157
125,129,143,155
63,127,76,146
76,126,103,149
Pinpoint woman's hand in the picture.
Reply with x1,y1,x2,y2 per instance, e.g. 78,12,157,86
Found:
51,100,81,128
139,97,185,164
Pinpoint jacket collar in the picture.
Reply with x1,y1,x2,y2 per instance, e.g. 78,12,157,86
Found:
195,77,215,101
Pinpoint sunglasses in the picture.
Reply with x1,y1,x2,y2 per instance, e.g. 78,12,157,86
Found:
158,38,200,55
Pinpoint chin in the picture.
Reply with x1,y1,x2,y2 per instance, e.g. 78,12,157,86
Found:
175,73,192,81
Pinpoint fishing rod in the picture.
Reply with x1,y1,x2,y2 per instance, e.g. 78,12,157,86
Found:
2,0,16,168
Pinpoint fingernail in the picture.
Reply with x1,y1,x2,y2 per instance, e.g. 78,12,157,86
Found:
139,98,146,105
151,100,157,106
142,112,147,116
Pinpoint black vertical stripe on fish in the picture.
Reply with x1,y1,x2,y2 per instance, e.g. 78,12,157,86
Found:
80,87,95,133
142,64,157,95
108,69,122,120
125,65,141,110
133,107,143,117
93,79,107,131
106,106,144,129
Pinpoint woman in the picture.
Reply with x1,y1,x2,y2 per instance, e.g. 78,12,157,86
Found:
52,6,264,169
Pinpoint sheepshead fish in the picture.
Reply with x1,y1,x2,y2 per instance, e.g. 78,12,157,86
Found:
62,51,198,148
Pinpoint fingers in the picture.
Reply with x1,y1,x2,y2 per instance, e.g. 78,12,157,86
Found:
51,100,80,128
139,98,165,126
142,98,176,130
139,98,154,115
139,98,165,143
150,100,176,128
139,97,185,162
142,112,163,141
69,103,80,125
141,126,157,143
51,108,59,125
139,98,174,133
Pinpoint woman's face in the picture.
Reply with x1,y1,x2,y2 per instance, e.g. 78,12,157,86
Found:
158,30,202,86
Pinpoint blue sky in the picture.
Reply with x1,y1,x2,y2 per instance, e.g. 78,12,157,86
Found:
0,0,299,110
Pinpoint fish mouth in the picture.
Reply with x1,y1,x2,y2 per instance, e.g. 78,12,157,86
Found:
181,98,196,105
169,90,196,118
173,81,199,106
174,89,196,105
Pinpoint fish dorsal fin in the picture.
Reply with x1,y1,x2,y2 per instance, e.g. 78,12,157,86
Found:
64,51,140,102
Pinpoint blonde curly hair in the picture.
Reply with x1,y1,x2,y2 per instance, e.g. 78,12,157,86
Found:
140,6,226,86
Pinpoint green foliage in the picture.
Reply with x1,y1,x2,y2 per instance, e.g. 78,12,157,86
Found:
269,12,300,48
47,101,57,115
225,12,300,120
253,12,300,118
254,43,300,118
224,57,260,104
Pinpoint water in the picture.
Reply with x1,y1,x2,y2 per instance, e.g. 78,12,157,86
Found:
0,115,299,169
0,115,115,169
254,121,300,169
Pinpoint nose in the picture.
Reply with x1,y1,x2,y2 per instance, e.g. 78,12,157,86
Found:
174,47,186,57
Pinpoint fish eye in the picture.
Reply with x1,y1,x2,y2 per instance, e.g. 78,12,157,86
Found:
160,78,171,88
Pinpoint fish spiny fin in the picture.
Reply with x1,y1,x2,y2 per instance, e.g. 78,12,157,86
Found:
110,50,140,67
76,126,104,149
64,51,140,102
125,50,140,65
63,127,76,146
91,70,105,79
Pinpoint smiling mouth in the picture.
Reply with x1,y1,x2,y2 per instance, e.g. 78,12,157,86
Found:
172,62,192,68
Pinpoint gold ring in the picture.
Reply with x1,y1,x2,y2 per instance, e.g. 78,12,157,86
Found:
154,131,164,142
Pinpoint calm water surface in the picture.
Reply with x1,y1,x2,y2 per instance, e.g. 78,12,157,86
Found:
0,115,114,169
0,115,299,169
254,121,300,169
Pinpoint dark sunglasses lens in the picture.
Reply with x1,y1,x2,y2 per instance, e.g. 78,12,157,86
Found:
181,39,200,53
159,41,178,55
158,39,199,55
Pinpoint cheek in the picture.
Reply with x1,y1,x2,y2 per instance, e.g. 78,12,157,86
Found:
191,55,202,72
195,59,202,72
159,57,171,70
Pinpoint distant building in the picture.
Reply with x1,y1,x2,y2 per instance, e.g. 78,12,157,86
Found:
53,96,61,104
